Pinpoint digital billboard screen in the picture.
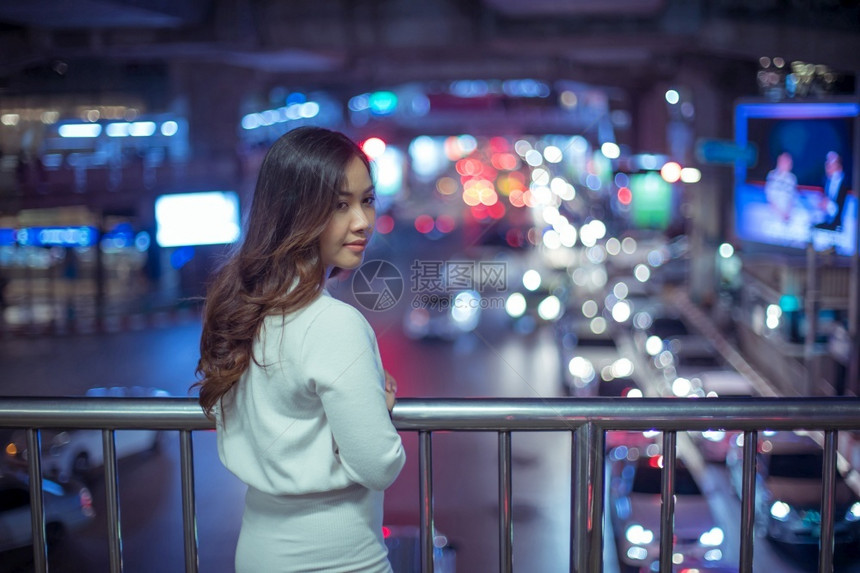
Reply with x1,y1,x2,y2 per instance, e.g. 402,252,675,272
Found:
734,101,857,255
155,191,241,248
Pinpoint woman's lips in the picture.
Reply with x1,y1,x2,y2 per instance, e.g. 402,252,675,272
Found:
344,241,366,252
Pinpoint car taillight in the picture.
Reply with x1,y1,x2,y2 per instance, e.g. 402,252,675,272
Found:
79,487,95,518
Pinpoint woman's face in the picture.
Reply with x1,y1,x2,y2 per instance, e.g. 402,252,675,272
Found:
319,155,375,271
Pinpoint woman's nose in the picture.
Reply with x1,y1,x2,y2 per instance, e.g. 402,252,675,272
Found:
350,207,373,231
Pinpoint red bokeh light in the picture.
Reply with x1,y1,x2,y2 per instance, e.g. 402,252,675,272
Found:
617,186,632,205
435,214,456,233
489,136,509,153
506,228,524,248
487,201,506,219
470,204,489,220
375,214,395,234
414,214,435,234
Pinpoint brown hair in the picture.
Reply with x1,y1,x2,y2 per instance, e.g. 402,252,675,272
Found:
193,126,369,416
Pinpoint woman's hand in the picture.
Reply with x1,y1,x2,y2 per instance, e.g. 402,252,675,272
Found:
384,370,397,412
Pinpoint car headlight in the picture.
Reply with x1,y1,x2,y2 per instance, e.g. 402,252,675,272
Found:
770,501,792,521
625,524,654,545
846,502,860,522
699,527,724,546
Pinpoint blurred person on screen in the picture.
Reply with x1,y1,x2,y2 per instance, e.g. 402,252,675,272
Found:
764,151,797,222
815,151,847,231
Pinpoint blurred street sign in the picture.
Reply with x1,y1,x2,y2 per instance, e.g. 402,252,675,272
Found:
695,138,757,166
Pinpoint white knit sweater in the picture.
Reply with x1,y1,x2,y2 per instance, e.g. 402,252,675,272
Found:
216,290,406,496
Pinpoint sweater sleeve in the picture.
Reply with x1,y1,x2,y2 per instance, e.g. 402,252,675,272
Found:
302,300,406,491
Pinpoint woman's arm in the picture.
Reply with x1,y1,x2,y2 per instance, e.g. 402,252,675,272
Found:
303,301,406,491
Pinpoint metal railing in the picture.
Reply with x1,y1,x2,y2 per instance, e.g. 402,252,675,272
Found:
1,396,859,573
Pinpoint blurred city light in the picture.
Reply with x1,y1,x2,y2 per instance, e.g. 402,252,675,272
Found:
660,161,682,183
543,146,563,163
601,142,620,159
590,316,607,334
680,167,701,183
537,295,562,321
581,300,598,318
413,215,434,234
368,91,398,115
568,356,595,383
129,121,156,137
522,269,541,291
361,137,387,159
58,123,102,138
160,121,179,136
505,292,527,318
611,300,631,323
155,191,241,248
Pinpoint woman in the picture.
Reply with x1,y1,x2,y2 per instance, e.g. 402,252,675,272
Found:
194,126,406,572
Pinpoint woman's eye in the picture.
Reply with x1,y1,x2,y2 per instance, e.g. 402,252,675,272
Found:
363,196,376,206
336,202,349,210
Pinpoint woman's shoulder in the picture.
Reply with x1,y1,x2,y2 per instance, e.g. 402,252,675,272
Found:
307,291,373,333
263,290,372,334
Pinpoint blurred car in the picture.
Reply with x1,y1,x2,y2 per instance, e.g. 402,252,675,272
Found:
0,472,94,552
403,290,481,341
633,311,718,380
596,378,661,454
683,370,759,463
558,321,623,397
504,267,570,329
4,386,167,483
609,455,726,571
726,431,860,547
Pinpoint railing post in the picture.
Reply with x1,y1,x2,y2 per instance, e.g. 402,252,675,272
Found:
418,430,434,573
818,430,838,573
659,431,677,573
739,430,757,573
498,431,513,573
179,430,199,573
26,428,48,573
590,426,605,573
102,429,123,573
572,422,602,573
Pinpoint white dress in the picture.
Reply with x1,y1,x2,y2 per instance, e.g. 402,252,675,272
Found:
216,290,406,572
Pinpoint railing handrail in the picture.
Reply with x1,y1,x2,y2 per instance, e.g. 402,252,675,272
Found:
3,396,860,573
1,395,860,430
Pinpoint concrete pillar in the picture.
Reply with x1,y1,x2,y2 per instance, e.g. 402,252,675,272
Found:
676,64,735,307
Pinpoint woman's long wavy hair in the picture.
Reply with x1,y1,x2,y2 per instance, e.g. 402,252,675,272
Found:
193,126,369,416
